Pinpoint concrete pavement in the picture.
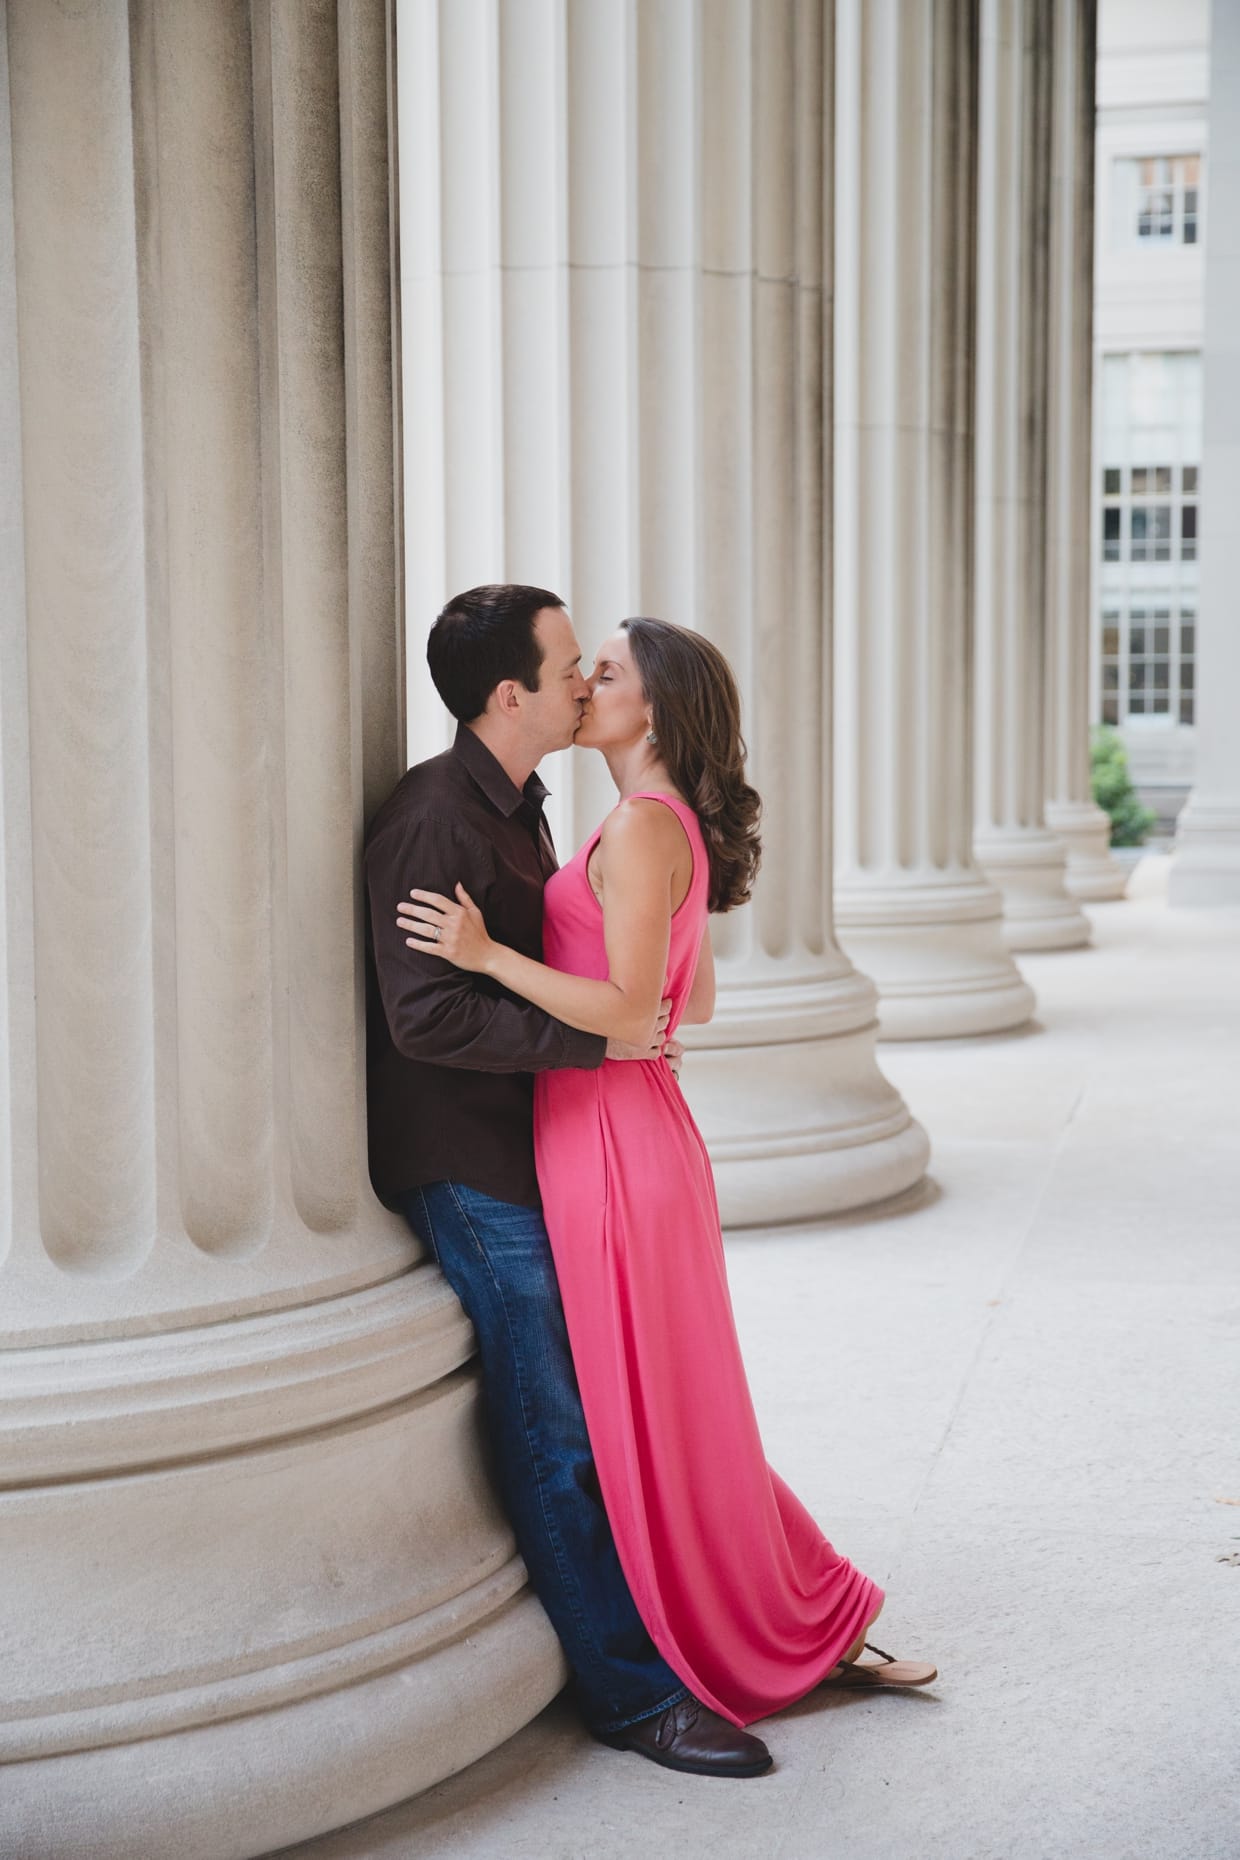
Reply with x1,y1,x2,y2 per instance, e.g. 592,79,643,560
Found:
279,856,1240,1860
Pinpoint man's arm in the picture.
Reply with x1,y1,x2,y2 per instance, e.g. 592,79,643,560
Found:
365,811,605,1073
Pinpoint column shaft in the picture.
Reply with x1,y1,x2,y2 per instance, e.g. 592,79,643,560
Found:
400,0,928,1223
0,4,559,1852
1169,0,1240,903
1042,0,1126,900
832,0,1035,1038
685,0,928,1218
973,0,1092,948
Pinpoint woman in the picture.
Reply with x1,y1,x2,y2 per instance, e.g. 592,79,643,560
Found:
398,616,935,1728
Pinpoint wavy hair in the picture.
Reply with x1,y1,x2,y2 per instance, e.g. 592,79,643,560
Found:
621,617,761,913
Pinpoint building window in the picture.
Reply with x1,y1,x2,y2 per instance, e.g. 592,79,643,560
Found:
1100,605,1196,727
1113,154,1202,247
1097,353,1201,731
1099,463,1197,568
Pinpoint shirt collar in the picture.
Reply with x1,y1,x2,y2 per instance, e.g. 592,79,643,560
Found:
453,723,550,819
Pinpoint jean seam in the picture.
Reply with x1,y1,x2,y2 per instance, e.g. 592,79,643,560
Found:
441,1182,622,1707
592,1683,693,1738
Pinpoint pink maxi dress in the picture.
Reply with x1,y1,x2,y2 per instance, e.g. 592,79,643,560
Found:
534,792,883,1728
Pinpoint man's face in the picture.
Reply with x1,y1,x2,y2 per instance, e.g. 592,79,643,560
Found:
522,606,591,756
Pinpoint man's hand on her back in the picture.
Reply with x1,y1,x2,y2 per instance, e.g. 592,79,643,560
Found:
606,998,673,1063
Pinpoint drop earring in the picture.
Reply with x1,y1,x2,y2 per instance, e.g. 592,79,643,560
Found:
646,729,657,745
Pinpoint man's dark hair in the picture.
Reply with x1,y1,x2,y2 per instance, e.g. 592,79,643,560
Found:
427,584,565,722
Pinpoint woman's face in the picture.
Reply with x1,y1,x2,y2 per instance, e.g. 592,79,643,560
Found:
574,630,652,751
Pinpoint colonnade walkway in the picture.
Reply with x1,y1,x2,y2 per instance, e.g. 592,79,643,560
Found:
284,857,1239,1860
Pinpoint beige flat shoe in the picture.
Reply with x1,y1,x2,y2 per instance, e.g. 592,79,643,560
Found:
820,1641,938,1689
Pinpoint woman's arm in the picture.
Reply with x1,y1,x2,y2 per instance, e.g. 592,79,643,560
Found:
680,923,716,1024
398,800,685,1048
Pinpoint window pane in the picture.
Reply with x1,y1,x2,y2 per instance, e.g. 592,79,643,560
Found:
1130,695,1147,713
1130,625,1146,653
1103,625,1120,655
1185,218,1198,244
1152,506,1171,538
1104,467,1121,495
1129,661,1145,688
1103,662,1119,689
1184,154,1201,185
1131,508,1148,539
1180,621,1195,654
1152,695,1170,714
1154,467,1172,492
1183,466,1198,493
1154,625,1170,653
1181,504,1197,540
1131,467,1149,494
1153,661,1170,689
1181,662,1194,690
1103,696,1120,724
1154,543,1171,561
1179,696,1194,723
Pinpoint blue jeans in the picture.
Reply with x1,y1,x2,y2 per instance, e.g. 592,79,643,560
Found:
401,1181,688,1735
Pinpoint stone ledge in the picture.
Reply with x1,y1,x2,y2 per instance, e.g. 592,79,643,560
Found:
0,1267,472,1484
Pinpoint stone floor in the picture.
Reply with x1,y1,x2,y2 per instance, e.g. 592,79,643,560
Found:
282,856,1240,1860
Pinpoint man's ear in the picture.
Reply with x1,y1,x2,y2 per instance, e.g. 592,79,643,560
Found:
490,679,523,719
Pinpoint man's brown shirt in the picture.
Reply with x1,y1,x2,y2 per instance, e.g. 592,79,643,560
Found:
364,725,605,1209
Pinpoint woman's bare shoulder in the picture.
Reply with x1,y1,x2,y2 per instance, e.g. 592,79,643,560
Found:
598,795,689,851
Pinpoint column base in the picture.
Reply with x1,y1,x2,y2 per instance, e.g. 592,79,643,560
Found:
834,875,1035,1040
975,827,1092,951
681,965,930,1225
1045,799,1128,901
1168,796,1240,907
0,1273,565,1859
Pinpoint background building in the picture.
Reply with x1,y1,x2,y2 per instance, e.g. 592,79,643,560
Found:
1093,0,1211,828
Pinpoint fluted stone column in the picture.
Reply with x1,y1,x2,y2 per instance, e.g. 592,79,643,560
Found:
1170,0,1240,905
1042,0,1126,901
973,0,1092,949
399,0,928,1224
832,0,1035,1040
0,6,559,1856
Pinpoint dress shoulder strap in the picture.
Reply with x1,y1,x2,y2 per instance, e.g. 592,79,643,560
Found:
621,789,698,823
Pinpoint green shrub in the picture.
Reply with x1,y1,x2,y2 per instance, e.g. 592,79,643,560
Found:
1090,725,1157,847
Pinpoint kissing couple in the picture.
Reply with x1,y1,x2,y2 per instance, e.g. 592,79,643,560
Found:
365,584,935,1779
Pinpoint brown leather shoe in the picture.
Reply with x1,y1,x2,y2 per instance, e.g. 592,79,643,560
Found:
597,1695,773,1778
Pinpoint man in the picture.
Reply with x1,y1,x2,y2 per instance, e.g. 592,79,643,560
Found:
364,584,772,1778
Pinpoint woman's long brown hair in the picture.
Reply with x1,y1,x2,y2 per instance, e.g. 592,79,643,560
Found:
621,617,761,913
